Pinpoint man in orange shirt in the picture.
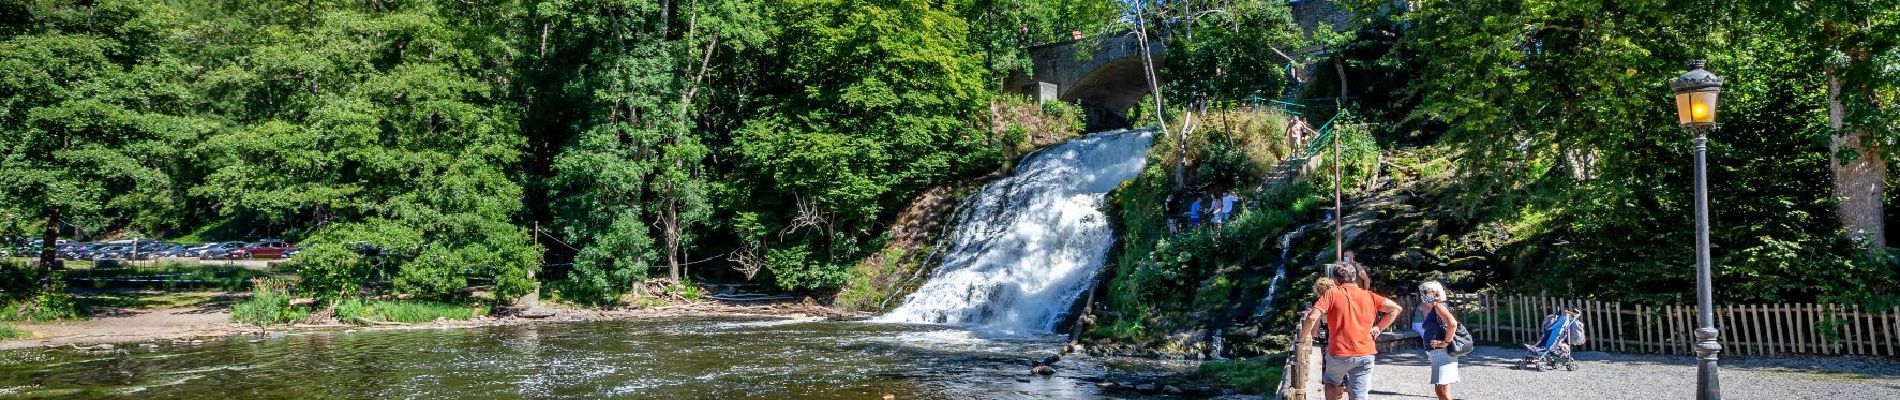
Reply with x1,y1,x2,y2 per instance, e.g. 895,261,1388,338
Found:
1300,261,1402,400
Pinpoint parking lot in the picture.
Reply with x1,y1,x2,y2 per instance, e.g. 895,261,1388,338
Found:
7,256,280,270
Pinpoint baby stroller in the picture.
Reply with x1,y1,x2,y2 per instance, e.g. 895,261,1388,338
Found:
1518,308,1586,371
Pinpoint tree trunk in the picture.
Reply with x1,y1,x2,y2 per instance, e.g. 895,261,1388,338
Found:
37,208,59,289
664,191,683,282
1827,66,1887,252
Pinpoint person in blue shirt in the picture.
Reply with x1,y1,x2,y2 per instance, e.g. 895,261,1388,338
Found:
1188,198,1203,226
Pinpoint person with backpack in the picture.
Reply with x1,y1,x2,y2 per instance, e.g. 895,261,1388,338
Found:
1415,281,1463,400
1301,261,1402,400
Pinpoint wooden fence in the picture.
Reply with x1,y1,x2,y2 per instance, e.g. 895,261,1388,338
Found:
1378,294,1900,357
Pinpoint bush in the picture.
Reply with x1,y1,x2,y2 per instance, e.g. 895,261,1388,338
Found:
231,278,309,326
1186,359,1283,394
0,324,28,340
333,299,483,325
1,282,80,322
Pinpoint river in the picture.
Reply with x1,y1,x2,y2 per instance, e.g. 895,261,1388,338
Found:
0,317,1197,399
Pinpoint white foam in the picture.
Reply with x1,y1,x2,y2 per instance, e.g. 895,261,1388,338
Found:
878,130,1154,335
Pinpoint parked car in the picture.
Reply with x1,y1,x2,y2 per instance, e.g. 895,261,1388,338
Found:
196,241,250,259
230,239,295,260
88,245,130,261
61,243,104,260
155,243,191,257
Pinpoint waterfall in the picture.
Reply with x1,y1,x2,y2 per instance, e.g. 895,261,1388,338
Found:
1251,214,1331,320
877,129,1155,335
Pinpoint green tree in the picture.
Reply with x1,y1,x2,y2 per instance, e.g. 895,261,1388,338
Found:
0,1,207,289
726,0,994,290
527,0,763,303
181,1,540,302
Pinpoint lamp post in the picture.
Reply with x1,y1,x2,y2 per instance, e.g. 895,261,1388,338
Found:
1670,59,1724,400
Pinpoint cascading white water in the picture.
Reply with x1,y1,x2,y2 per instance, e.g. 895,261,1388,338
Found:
878,129,1155,335
1252,214,1330,320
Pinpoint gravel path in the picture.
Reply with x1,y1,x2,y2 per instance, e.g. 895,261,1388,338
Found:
1293,345,1900,399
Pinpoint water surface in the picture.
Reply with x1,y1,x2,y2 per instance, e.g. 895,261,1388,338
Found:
0,317,1190,399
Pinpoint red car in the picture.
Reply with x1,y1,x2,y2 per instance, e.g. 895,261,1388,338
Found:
230,239,296,260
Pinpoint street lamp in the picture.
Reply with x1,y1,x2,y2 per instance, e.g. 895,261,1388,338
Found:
1670,59,1723,400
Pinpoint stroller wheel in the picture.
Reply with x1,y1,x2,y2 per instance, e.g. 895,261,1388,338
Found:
1564,363,1577,371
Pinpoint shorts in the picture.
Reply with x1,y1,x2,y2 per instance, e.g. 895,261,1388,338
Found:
1321,354,1375,399
1427,348,1461,385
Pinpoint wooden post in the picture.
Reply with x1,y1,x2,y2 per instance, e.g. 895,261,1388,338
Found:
1854,304,1868,355
1790,303,1803,354
1812,303,1823,355
1666,305,1678,355
1822,303,1834,355
1877,307,1892,356
1639,304,1650,354
1757,304,1770,356
1745,304,1759,357
1766,304,1778,355
1616,302,1628,353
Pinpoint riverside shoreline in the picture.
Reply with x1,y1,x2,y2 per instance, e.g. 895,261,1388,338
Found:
1,299,867,351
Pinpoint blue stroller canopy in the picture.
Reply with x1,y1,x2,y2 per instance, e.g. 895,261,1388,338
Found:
1539,314,1571,348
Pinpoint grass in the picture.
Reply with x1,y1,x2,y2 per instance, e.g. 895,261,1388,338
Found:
0,324,29,340
62,262,277,291
72,291,239,310
1182,359,1284,394
334,299,485,324
231,278,309,326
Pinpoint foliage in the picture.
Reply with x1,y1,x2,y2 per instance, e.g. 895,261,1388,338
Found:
62,262,273,292
333,299,483,325
992,95,1087,158
0,324,28,340
231,278,308,326
721,0,998,291
530,0,763,303
1307,0,1900,304
1151,0,1309,104
1184,359,1284,395
0,282,79,322
0,0,209,278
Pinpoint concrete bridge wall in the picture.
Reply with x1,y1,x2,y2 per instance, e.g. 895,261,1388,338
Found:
1004,33,1164,131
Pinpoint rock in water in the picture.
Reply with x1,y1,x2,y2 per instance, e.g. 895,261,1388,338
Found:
1039,354,1061,366
1135,383,1157,392
1030,365,1055,375
1163,385,1183,394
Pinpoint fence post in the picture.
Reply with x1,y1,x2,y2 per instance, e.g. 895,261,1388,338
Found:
1666,305,1678,356
1640,304,1651,354
1856,304,1869,355
1877,307,1892,356
1822,303,1834,355
1745,304,1759,357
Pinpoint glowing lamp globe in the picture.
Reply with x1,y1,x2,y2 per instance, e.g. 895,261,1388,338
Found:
1671,60,1724,128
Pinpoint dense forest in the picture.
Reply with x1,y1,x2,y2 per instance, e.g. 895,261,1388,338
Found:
4,0,1898,319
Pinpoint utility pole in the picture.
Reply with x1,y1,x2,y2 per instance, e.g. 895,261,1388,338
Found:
1333,125,1342,263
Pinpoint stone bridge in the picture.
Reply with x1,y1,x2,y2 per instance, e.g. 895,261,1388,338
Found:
1004,32,1165,131
1001,1,1357,131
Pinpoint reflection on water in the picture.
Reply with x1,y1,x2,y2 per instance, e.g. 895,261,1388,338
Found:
0,317,1184,399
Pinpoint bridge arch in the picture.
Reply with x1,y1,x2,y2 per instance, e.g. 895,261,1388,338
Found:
1004,33,1164,131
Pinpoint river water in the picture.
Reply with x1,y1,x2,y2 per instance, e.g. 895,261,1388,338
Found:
0,317,1193,399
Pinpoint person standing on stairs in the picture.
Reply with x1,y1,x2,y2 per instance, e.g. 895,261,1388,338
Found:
1288,116,1310,152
